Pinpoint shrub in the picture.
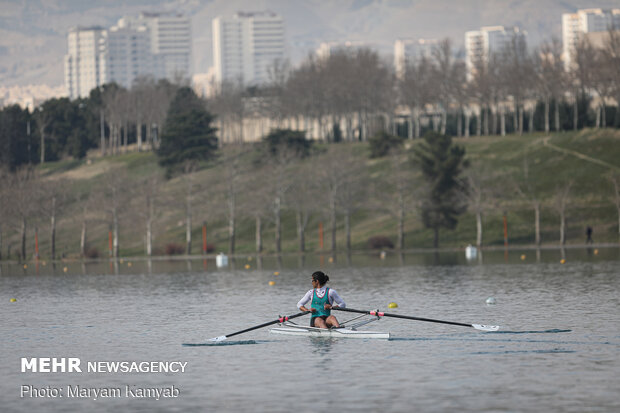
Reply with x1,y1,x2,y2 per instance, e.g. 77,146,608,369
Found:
368,131,404,158
367,235,394,249
165,243,185,255
84,247,100,259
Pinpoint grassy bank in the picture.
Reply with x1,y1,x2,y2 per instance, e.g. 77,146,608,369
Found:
3,129,620,261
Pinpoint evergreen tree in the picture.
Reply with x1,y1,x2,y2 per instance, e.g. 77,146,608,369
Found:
157,87,218,177
412,131,469,248
0,105,37,170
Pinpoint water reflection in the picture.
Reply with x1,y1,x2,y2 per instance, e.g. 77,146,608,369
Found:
309,337,336,358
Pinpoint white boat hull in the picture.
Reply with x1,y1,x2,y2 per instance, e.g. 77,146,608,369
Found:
270,324,390,339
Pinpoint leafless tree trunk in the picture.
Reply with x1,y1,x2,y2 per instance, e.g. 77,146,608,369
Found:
50,196,56,260
255,215,263,253
534,201,541,246
20,217,26,261
80,218,87,257
611,175,620,241
184,165,194,255
554,182,572,245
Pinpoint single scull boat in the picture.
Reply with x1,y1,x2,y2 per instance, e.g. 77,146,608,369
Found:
207,307,499,342
270,311,390,339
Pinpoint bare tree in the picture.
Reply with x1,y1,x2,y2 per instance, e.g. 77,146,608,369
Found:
219,145,248,255
208,79,246,144
370,150,416,249
4,166,37,260
499,34,535,135
400,56,434,138
534,38,565,133
141,175,161,256
516,156,545,246
131,76,156,152
268,145,296,254
611,174,620,241
287,161,320,252
37,179,70,260
99,167,131,257
432,39,462,135
590,32,616,128
570,38,596,130
553,181,573,245
183,163,197,255
316,146,367,254
464,164,499,247
601,29,620,116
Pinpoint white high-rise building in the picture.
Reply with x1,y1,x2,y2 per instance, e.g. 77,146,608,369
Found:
562,8,620,69
127,12,192,81
213,11,285,85
104,23,162,89
64,13,191,99
64,27,106,99
394,38,438,78
465,26,525,80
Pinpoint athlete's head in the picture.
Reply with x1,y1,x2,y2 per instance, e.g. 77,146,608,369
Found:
311,271,329,286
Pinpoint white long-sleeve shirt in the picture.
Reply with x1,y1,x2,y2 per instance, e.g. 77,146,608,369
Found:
297,286,346,310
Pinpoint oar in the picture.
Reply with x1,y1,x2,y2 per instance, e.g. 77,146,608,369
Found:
334,307,499,331
209,311,310,342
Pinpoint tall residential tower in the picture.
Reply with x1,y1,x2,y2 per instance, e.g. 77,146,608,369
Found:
64,27,106,99
64,13,191,99
212,11,285,85
562,8,620,69
465,26,525,80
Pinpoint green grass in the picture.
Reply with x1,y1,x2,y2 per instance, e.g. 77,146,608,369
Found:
3,128,620,261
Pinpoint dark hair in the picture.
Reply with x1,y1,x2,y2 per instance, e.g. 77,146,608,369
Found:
312,271,329,286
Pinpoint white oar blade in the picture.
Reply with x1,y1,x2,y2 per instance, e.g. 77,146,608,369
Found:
472,324,500,332
209,335,228,342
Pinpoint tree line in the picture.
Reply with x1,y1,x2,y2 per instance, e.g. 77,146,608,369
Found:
1,31,620,172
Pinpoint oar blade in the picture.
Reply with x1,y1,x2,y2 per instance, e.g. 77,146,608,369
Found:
209,335,228,342
472,324,500,332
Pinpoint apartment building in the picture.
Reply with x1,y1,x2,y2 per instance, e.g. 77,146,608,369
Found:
64,13,191,99
394,38,438,78
64,27,106,99
127,12,192,80
212,11,285,85
562,8,620,69
465,26,525,80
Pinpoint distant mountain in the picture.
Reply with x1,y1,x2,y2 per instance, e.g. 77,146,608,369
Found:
1,0,618,87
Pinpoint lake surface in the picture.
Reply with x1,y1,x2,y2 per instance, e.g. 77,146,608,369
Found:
1,248,619,412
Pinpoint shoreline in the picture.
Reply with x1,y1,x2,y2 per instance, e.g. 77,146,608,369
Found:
1,243,617,265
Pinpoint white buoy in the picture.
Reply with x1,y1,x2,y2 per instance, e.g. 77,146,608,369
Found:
486,297,496,305
216,253,228,268
465,244,478,260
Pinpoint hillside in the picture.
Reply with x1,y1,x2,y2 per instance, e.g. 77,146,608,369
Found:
2,129,620,261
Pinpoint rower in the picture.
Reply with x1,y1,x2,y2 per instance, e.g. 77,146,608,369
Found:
297,271,346,329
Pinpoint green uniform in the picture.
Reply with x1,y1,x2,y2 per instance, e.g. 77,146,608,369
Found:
311,287,331,319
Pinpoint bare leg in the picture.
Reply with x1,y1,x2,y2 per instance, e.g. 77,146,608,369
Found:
325,315,340,328
313,317,328,329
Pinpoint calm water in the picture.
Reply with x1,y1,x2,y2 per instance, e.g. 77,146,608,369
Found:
1,249,619,412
